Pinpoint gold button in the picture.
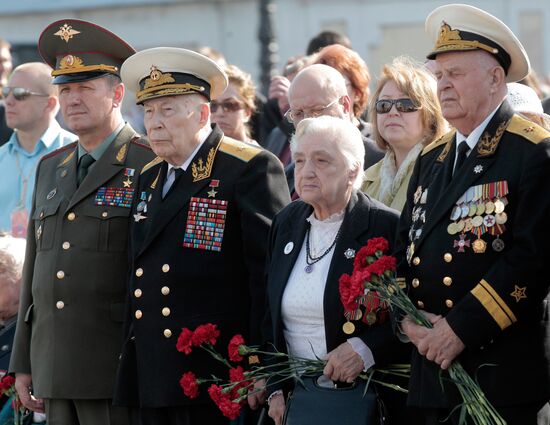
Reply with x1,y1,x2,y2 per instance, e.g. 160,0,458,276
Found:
445,299,454,308
161,286,170,295
101,211,108,218
62,241,70,250
39,211,44,219
412,257,420,266
56,301,65,310
412,278,420,288
162,307,171,317
443,276,452,286
163,329,172,338
135,310,143,319
443,253,453,263
56,270,65,279
134,289,142,298
61,169,68,178
67,212,76,221
417,300,424,309
135,268,143,277
162,264,170,273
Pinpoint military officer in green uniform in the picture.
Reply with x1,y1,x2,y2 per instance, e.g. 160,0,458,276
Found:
9,19,155,425
395,5,550,425
113,48,290,425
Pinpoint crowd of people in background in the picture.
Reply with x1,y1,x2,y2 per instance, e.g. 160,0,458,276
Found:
0,3,548,425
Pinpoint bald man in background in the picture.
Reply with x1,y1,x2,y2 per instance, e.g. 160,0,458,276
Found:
0,62,76,237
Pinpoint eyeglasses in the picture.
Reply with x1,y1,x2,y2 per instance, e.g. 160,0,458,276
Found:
375,98,420,114
210,100,244,113
285,97,341,124
1,87,49,101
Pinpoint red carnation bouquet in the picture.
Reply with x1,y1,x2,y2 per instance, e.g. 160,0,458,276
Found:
340,237,505,425
176,324,409,420
0,372,27,425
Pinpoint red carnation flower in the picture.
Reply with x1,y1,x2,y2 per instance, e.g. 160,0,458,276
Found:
180,371,200,399
208,384,242,420
192,323,220,347
176,328,194,355
369,255,397,276
363,237,389,257
0,375,15,395
228,334,246,362
339,273,361,312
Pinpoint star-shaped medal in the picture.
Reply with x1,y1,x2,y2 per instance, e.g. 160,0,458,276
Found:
474,165,484,174
510,285,527,302
207,188,218,198
123,178,133,188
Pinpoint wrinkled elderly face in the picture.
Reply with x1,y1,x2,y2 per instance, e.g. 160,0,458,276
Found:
294,132,355,214
434,50,495,128
143,95,204,164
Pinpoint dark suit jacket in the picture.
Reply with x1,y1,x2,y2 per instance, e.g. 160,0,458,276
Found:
395,101,550,408
263,192,415,424
10,124,155,399
114,125,290,408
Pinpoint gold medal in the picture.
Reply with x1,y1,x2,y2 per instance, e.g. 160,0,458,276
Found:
343,321,355,334
485,201,495,214
472,238,487,253
355,309,363,320
464,218,473,232
455,220,465,233
468,204,477,217
494,199,505,214
447,222,458,235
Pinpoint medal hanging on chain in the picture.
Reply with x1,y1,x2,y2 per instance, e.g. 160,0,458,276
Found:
304,224,342,273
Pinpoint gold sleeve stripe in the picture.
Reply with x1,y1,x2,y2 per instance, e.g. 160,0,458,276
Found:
471,279,517,330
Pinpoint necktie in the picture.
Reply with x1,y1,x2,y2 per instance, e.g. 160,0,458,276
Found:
453,141,470,175
162,167,184,198
77,153,95,186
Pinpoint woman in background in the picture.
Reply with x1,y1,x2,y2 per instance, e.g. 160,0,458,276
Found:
362,56,448,211
211,64,259,145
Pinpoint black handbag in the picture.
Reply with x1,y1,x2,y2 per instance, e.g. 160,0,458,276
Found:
282,377,385,425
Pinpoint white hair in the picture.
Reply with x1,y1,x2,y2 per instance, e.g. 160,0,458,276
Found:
290,116,365,189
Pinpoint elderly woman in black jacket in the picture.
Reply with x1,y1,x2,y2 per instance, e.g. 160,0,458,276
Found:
257,116,418,425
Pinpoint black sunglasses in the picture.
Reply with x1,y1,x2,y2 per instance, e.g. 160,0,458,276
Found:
1,87,49,101
210,100,243,113
375,98,420,114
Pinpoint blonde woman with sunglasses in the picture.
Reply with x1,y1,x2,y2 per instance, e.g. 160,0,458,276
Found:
362,57,448,211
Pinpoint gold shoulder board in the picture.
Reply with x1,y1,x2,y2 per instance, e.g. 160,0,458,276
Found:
218,137,262,162
421,130,456,156
506,114,550,144
141,156,163,174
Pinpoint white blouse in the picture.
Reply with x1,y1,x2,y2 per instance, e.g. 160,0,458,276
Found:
281,211,344,361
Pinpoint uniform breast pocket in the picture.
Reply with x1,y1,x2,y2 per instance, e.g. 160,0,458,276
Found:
32,203,61,251
98,207,132,252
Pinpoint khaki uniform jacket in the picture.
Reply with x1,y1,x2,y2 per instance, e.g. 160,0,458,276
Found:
10,124,155,399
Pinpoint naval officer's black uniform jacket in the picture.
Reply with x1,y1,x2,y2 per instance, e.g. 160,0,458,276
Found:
114,125,290,408
395,101,550,408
